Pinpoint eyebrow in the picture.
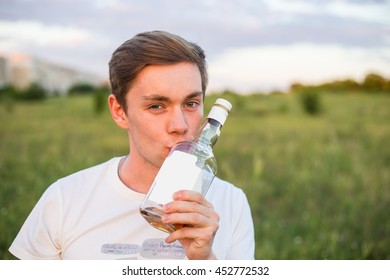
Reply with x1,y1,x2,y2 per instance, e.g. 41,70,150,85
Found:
141,91,203,102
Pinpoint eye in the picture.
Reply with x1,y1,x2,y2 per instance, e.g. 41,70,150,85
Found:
185,101,200,109
148,104,164,110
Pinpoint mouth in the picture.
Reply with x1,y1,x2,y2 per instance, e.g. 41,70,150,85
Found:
166,136,195,151
166,143,182,153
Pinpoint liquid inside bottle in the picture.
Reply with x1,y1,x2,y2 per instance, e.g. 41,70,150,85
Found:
139,98,232,233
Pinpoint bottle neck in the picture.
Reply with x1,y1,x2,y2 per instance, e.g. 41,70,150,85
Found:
198,118,222,147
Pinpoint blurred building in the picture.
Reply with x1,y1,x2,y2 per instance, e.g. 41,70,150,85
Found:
0,53,104,95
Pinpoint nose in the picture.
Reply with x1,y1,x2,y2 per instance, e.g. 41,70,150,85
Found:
168,107,188,135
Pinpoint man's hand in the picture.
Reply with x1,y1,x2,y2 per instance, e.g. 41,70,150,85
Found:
162,190,219,260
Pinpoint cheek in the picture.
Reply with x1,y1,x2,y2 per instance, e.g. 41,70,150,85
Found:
189,112,204,132
195,106,204,123
130,115,163,141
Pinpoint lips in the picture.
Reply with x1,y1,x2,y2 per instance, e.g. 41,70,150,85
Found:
165,136,195,154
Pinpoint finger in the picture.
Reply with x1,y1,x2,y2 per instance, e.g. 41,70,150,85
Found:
163,200,219,221
165,222,218,244
172,190,213,208
162,210,220,229
162,212,205,227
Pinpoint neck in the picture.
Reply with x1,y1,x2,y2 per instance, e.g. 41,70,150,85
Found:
118,153,159,194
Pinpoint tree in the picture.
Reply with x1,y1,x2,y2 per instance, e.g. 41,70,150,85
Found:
93,85,110,115
299,89,322,115
22,83,46,101
68,83,96,95
362,73,387,92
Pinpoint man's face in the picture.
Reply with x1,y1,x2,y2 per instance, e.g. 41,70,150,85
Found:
123,62,204,169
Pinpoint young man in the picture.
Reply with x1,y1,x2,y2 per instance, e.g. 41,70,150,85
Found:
9,31,254,260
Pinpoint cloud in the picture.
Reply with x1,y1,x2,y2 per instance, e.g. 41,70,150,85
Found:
0,0,388,88
0,20,95,50
262,0,390,24
262,0,319,15
0,19,113,77
207,44,390,93
325,1,390,24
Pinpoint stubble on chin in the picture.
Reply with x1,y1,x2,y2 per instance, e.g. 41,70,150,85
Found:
141,153,166,172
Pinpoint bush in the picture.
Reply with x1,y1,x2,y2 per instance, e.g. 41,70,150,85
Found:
299,89,322,115
93,88,108,115
0,85,17,112
68,83,96,95
21,83,47,101
362,73,387,92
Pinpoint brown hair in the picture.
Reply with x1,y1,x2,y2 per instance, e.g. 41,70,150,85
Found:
109,30,208,110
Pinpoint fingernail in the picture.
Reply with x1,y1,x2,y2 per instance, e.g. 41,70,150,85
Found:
162,204,169,212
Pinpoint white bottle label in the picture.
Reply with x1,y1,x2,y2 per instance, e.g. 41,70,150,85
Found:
148,151,203,205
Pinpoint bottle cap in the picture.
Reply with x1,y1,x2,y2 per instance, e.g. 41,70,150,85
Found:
207,98,232,125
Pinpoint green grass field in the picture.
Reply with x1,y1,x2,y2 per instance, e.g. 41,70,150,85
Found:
0,92,389,259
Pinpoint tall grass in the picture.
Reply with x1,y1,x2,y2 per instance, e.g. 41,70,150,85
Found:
0,93,389,259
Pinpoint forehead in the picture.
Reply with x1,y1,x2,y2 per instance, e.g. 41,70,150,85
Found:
129,62,202,99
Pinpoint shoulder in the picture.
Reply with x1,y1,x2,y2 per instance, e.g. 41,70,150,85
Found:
58,157,120,184
43,157,122,199
206,177,250,212
207,177,255,259
56,157,120,186
207,177,247,200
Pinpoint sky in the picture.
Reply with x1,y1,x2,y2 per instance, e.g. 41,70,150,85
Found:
0,0,389,93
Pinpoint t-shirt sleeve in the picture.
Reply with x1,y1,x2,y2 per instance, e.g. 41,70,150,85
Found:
9,182,63,260
226,188,255,259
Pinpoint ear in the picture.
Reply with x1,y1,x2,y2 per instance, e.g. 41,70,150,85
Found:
108,94,128,129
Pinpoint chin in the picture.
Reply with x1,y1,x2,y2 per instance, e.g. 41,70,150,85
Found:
155,156,167,169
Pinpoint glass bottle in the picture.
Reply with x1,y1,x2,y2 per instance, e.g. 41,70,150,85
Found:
139,98,232,233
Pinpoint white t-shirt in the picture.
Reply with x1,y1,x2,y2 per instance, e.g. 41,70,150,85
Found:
9,157,254,260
